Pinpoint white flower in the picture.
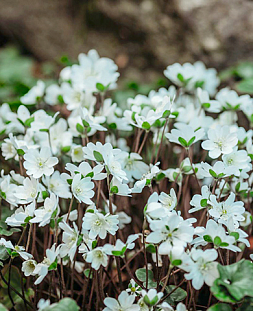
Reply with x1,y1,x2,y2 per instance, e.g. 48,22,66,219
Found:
202,125,238,159
82,210,119,239
117,152,149,182
146,213,195,257
189,185,210,213
166,123,205,148
43,171,72,199
141,288,163,307
197,88,221,113
159,188,177,211
22,259,37,276
37,299,51,311
0,238,32,260
193,219,241,252
24,147,58,178
183,248,219,290
59,221,79,262
33,244,58,285
20,80,45,105
45,84,62,105
30,193,59,227
85,246,109,270
71,174,94,204
49,118,72,155
71,145,84,163
14,177,38,204
30,109,58,132
222,148,251,176
216,87,252,110
71,49,120,92
1,136,17,160
208,193,245,228
5,202,35,227
80,107,107,132
103,291,140,311
199,161,234,179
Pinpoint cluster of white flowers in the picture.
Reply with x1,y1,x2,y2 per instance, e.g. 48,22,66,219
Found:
1,50,253,311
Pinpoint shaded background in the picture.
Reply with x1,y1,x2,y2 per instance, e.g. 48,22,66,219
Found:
0,0,253,87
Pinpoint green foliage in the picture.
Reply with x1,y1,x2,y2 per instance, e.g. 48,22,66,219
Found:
163,285,187,307
207,303,232,311
211,260,253,303
0,221,20,236
45,298,80,311
135,268,156,288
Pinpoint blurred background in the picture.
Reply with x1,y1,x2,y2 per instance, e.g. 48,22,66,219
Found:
1,0,253,103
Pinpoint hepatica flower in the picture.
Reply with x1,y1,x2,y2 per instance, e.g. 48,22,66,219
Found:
24,147,58,178
166,123,205,148
202,125,238,158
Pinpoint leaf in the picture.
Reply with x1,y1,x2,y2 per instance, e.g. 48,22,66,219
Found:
203,235,213,243
0,246,9,261
49,298,80,311
230,232,239,241
135,268,153,282
237,297,253,311
142,122,151,130
76,123,84,134
211,260,253,302
84,269,93,279
164,285,187,306
214,236,222,246
110,186,118,194
200,199,208,207
209,169,217,178
236,79,253,95
0,303,8,311
187,136,196,146
171,259,182,266
96,83,105,92
207,303,232,311
178,137,188,147
93,151,103,162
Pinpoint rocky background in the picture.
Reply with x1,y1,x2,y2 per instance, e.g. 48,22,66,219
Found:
0,0,253,83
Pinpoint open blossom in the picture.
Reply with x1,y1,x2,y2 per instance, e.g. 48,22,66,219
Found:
6,202,35,227
202,125,238,158
59,221,79,262
30,193,59,227
85,246,109,270
0,238,32,260
82,210,119,239
193,219,241,252
24,147,58,178
183,248,219,290
20,80,45,105
71,173,94,204
14,177,38,204
43,171,72,199
146,213,195,257
189,185,211,213
166,123,205,148
208,192,245,228
103,291,140,311
33,244,58,285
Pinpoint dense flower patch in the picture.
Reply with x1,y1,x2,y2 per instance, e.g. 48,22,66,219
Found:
0,50,253,310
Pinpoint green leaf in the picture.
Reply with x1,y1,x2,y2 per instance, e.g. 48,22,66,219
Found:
49,298,80,311
214,236,222,246
178,137,188,147
135,268,153,282
0,245,9,261
76,123,84,134
187,136,196,146
142,121,151,130
82,120,89,128
202,102,211,109
146,244,156,254
17,149,25,156
236,79,253,95
177,73,184,82
209,169,217,178
237,297,253,311
207,303,232,311
200,199,208,207
171,259,182,266
61,146,71,153
0,303,8,311
93,151,103,162
230,232,239,241
96,83,105,92
24,117,34,127
84,268,93,279
164,285,187,306
110,186,118,194
211,260,253,302
108,123,117,129
203,235,213,243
